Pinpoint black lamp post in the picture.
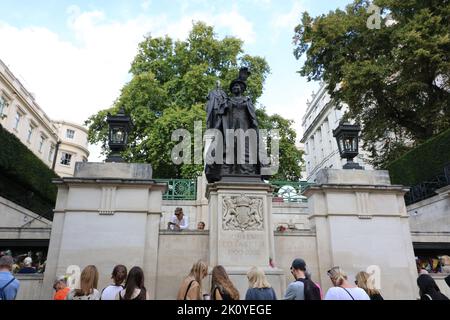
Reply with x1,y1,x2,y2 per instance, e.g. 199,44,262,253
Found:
106,107,132,163
332,121,363,170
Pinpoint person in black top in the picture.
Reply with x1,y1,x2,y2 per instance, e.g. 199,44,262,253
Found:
117,266,149,300
355,271,384,300
417,274,449,300
211,265,239,300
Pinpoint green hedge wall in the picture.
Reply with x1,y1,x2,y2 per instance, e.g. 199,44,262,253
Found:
386,128,450,186
0,124,58,219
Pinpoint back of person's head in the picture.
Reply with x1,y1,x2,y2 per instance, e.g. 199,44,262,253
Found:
24,257,32,267
417,274,440,296
247,267,271,289
53,277,67,291
189,260,208,283
111,265,127,286
355,271,380,296
76,265,99,296
124,266,145,300
291,258,306,271
327,266,347,287
211,265,240,300
0,255,14,270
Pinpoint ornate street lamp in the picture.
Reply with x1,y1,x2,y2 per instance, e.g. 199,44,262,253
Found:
106,107,132,163
332,121,363,170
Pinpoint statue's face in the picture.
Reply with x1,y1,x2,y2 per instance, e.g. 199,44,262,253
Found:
232,83,242,95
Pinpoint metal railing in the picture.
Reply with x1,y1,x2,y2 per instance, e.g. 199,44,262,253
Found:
405,164,450,205
154,178,314,203
270,180,312,203
154,179,197,201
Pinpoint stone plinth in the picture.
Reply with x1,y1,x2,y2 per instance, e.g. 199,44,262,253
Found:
42,162,166,299
304,169,418,300
206,180,285,298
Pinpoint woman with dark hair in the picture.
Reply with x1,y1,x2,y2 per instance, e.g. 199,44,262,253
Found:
101,265,127,300
116,266,149,300
417,274,449,300
211,265,240,300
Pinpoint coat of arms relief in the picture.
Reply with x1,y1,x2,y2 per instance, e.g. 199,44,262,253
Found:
222,194,264,231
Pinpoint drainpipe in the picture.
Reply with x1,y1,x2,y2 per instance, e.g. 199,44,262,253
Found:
52,140,61,171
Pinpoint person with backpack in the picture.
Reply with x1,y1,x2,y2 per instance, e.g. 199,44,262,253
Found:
284,258,321,300
0,255,20,300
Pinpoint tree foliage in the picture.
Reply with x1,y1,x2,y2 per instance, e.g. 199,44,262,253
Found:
86,22,303,179
293,0,450,167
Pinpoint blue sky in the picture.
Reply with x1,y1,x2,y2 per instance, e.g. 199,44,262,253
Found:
0,0,350,160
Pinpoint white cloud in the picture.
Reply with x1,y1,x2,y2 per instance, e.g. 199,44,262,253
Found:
271,0,304,31
216,9,256,44
141,0,152,11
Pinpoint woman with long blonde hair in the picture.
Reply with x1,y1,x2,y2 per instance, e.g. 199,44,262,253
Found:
324,266,369,300
245,267,277,300
355,271,383,300
211,265,240,300
177,260,208,300
66,265,101,300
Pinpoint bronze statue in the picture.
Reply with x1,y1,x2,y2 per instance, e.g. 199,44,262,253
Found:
205,67,261,183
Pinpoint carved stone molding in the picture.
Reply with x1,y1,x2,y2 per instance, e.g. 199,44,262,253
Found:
222,194,263,231
99,186,116,215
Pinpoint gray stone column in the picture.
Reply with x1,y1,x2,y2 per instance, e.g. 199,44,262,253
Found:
304,169,418,300
41,162,166,299
206,179,285,299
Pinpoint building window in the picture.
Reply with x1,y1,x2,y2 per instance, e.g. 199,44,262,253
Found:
27,124,34,143
38,135,46,153
14,112,21,130
0,96,8,117
66,129,75,139
48,144,55,162
60,152,72,166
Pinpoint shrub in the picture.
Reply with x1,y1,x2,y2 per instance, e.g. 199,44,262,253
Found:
386,128,450,186
0,124,58,219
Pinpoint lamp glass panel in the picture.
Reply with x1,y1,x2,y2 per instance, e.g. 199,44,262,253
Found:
343,136,354,151
111,127,125,143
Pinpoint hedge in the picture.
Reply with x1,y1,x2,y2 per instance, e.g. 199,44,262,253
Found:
386,128,450,186
0,124,58,219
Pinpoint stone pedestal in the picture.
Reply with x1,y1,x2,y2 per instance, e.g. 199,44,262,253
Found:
41,162,166,299
304,169,418,300
206,180,285,299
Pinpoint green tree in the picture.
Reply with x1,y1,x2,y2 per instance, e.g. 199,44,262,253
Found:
86,22,303,179
293,0,450,167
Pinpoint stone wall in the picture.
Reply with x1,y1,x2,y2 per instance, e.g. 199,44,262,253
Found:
407,187,450,234
15,274,44,300
156,230,209,299
0,195,51,240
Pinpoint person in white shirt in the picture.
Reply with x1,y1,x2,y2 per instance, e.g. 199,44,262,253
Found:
100,264,127,300
324,266,370,300
168,207,189,231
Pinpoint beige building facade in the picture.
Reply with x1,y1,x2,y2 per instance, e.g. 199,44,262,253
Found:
301,83,373,182
0,58,89,177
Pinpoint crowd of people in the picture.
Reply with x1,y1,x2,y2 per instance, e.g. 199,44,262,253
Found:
0,250,46,275
3,253,449,301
